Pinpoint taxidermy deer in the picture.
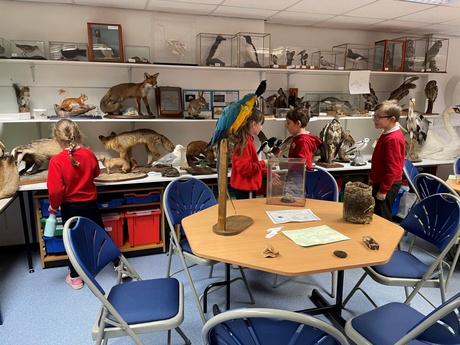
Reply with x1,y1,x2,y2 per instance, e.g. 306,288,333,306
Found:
100,72,159,116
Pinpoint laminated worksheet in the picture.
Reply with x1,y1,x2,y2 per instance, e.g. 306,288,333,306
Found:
266,209,320,224
282,225,350,247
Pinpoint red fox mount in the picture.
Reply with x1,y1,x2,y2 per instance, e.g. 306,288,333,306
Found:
98,128,175,165
11,138,62,175
100,72,159,116
97,155,132,174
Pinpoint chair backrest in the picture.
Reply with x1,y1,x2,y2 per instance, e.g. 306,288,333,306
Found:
163,177,217,233
305,166,339,202
63,216,121,295
400,193,460,253
454,157,460,175
396,291,460,344
202,308,349,345
403,158,420,199
413,172,458,201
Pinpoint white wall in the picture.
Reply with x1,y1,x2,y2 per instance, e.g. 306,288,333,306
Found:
0,1,459,244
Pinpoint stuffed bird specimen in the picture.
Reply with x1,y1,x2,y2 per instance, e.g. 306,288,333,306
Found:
388,76,419,102
257,136,283,158
346,49,369,69
406,98,430,161
210,80,267,147
345,138,370,166
205,35,226,66
424,80,438,114
151,144,186,167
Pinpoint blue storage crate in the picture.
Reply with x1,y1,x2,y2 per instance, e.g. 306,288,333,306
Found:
39,199,61,217
124,191,160,204
43,236,65,254
97,198,123,209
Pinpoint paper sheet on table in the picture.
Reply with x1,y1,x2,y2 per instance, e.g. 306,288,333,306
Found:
266,209,320,224
282,225,350,247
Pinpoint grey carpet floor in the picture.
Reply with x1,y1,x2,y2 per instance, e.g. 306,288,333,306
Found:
0,236,458,344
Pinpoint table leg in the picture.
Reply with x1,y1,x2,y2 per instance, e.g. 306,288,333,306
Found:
18,192,34,273
202,263,231,313
298,270,346,327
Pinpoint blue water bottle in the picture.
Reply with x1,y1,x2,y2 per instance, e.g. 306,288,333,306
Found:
44,214,57,237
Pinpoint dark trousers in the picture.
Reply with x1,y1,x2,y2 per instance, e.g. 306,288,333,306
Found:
61,200,118,277
372,181,402,221
234,189,255,200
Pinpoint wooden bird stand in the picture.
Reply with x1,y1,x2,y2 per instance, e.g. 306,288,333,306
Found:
212,138,253,236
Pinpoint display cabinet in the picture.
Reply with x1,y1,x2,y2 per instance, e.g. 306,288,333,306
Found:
332,43,372,70
234,32,271,68
197,33,234,67
373,39,405,72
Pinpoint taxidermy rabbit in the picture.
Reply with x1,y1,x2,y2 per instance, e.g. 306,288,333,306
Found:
187,91,206,117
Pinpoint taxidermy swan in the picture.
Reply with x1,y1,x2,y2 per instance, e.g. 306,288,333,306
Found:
417,105,460,160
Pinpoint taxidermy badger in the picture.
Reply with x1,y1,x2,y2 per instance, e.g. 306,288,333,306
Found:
100,72,159,116
11,138,61,175
0,141,19,199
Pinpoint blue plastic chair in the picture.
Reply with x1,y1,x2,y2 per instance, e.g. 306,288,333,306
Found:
403,158,421,201
343,193,460,308
414,172,459,200
202,308,349,345
345,291,460,345
454,156,460,174
63,216,190,345
164,177,254,324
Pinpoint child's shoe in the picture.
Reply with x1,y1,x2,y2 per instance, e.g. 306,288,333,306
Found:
115,265,129,279
66,274,84,289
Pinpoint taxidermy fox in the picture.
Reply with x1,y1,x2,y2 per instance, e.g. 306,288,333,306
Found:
99,128,175,165
97,155,134,174
100,72,159,116
11,138,61,175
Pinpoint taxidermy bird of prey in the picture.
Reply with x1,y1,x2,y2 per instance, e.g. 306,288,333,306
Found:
286,50,295,66
243,35,262,67
210,80,267,147
424,80,438,114
406,98,430,162
346,137,370,166
257,137,283,158
388,76,419,102
298,50,308,65
346,49,368,69
362,84,378,111
205,35,226,66
151,144,186,167
320,56,337,69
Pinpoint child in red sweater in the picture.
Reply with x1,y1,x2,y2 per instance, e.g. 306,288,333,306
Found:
47,119,106,290
370,100,406,220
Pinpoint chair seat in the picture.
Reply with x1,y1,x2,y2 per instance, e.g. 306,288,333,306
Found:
348,302,459,345
107,278,179,324
372,250,429,279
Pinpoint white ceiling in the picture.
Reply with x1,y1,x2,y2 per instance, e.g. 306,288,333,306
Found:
8,0,460,37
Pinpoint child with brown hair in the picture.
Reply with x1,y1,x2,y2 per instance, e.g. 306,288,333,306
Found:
370,100,406,220
46,119,106,289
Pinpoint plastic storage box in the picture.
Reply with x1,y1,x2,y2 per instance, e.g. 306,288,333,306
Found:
102,213,125,247
43,236,65,254
125,209,161,246
124,191,160,205
97,198,123,209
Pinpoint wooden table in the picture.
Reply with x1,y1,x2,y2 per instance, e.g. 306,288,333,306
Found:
446,178,460,192
182,198,404,326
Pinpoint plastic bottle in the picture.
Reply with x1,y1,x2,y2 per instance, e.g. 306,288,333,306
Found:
44,214,57,237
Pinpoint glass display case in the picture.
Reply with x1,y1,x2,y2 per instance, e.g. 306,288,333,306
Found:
332,43,371,70
197,33,234,67
311,51,342,70
234,32,271,68
373,39,405,71
393,35,428,72
0,38,11,58
267,158,306,207
11,40,46,59
124,45,151,63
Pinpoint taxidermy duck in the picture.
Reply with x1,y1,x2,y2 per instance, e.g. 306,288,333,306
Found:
417,105,460,160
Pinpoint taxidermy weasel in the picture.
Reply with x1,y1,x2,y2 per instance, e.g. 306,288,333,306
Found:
97,155,134,174
59,92,88,111
99,128,174,166
13,83,30,113
11,138,61,175
100,72,159,116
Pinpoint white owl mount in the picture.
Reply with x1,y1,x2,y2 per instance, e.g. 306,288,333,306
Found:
235,32,271,68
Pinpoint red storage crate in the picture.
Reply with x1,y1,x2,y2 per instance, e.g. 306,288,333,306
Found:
102,213,125,247
125,209,161,246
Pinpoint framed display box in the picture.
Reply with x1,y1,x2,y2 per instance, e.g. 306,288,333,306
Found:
49,41,88,61
234,32,271,68
332,43,371,70
155,87,183,118
10,40,46,59
393,35,428,72
311,51,342,70
373,40,405,71
212,106,224,119
183,90,212,116
87,23,123,62
197,33,234,67
212,90,239,107
424,36,449,73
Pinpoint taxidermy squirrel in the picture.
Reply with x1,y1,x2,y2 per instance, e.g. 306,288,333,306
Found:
99,128,175,166
100,72,159,116
58,90,88,111
11,138,61,175
97,155,135,174
13,83,30,113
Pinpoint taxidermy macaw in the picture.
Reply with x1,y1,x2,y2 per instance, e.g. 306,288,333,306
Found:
210,80,266,147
